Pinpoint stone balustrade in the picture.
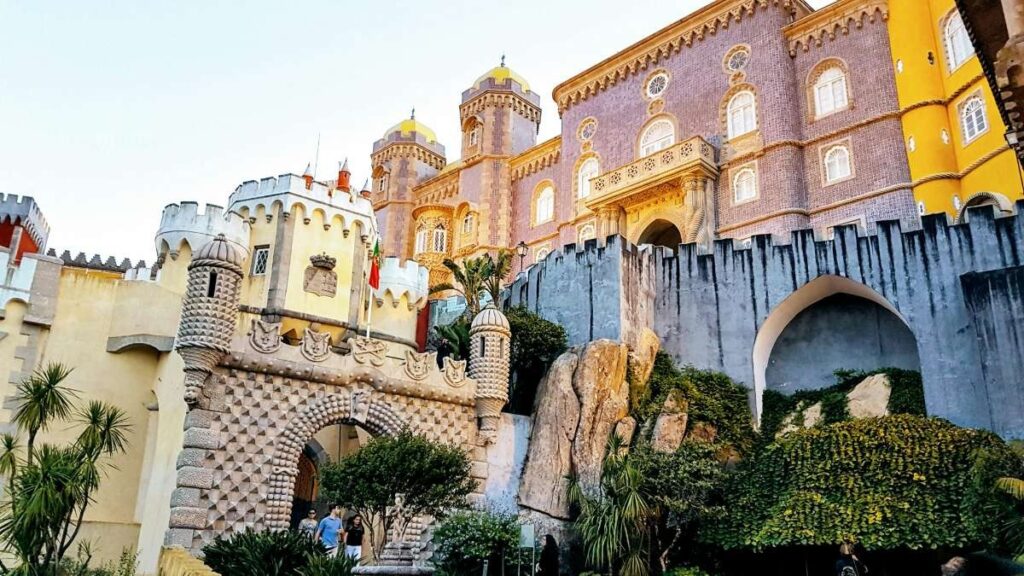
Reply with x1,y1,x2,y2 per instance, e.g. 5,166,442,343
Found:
587,136,717,207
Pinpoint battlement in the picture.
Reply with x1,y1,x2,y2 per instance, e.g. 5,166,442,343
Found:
227,174,376,236
47,248,150,274
0,193,50,250
374,257,429,309
156,202,249,259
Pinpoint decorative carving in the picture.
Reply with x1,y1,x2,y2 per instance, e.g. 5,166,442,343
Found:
404,350,434,381
390,493,411,543
303,253,338,297
248,319,282,354
300,325,332,362
443,357,467,387
349,389,371,424
351,336,388,366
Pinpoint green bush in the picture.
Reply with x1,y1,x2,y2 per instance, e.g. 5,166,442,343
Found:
202,529,333,576
299,553,356,576
665,567,715,576
432,509,521,574
506,306,567,414
709,415,1023,552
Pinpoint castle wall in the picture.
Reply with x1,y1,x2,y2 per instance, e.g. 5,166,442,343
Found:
509,205,1024,438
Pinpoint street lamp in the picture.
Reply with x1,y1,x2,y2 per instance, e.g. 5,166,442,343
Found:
516,241,528,271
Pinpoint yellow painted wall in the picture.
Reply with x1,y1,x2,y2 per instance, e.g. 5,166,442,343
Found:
156,243,193,295
0,300,31,424
238,204,274,309
888,0,1024,217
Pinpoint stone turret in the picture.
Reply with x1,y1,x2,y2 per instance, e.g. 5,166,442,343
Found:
468,304,511,444
175,234,245,407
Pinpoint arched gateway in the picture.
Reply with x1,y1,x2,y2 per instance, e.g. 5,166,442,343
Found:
166,236,512,554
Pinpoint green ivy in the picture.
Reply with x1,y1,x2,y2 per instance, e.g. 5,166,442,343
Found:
707,415,1023,552
760,368,925,440
506,306,567,414
635,353,754,456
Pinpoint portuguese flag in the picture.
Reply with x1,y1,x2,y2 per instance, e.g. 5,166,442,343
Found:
368,240,381,290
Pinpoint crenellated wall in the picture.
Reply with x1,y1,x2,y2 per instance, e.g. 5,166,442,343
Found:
156,202,249,260
508,203,1024,439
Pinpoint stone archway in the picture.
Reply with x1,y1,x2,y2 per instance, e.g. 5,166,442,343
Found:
637,218,683,248
265,390,408,529
956,191,1015,223
751,275,918,420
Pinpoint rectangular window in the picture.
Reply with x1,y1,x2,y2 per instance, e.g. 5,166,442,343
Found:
251,245,270,276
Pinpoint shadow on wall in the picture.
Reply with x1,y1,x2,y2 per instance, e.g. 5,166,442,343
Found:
765,293,921,395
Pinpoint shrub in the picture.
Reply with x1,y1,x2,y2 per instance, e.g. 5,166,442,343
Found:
506,306,567,413
299,553,355,576
432,510,521,574
202,529,326,576
709,415,1023,551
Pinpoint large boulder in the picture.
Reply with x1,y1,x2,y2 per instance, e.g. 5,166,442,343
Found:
651,392,688,453
627,328,660,410
847,373,891,418
518,351,581,519
571,340,630,494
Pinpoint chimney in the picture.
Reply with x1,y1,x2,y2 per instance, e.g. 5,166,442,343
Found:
337,158,351,193
360,178,372,200
302,163,314,190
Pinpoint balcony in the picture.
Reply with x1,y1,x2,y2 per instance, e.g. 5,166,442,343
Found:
585,136,718,209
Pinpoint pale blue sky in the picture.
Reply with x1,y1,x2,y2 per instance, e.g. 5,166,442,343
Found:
1,0,829,261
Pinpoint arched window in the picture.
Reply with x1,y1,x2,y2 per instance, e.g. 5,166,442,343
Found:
960,96,988,143
414,228,428,254
535,186,555,224
577,158,600,198
462,214,474,235
640,119,674,157
727,91,757,138
578,224,596,243
432,226,447,253
376,173,389,193
814,68,849,117
824,145,852,183
469,126,481,147
733,167,758,203
535,247,551,262
944,12,974,70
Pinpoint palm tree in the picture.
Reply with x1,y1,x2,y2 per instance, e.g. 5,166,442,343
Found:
997,476,1024,556
12,363,76,466
430,249,514,317
482,250,513,307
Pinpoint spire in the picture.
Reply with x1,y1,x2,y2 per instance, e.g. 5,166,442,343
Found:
302,162,314,189
410,107,416,120
500,54,506,68
360,178,372,200
337,158,351,193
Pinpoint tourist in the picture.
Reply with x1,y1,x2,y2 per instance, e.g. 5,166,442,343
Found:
536,534,559,575
344,514,365,561
298,509,318,540
835,542,868,576
315,503,344,557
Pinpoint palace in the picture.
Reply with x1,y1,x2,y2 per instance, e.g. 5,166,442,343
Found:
371,0,1022,287
0,0,1022,574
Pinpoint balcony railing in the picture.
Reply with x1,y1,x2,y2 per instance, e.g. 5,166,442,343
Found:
588,136,717,205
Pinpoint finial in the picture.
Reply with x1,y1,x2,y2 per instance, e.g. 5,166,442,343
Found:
500,54,506,67
340,157,350,172
411,107,416,120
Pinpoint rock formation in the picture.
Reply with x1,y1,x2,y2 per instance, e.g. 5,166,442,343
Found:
651,392,688,453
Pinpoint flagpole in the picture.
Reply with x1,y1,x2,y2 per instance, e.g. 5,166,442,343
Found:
366,241,373,338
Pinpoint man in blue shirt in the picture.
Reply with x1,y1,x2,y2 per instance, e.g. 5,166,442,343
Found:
315,503,344,556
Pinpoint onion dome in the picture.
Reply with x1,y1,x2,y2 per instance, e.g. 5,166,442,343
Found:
191,234,245,272
473,64,531,92
470,303,511,334
384,117,438,144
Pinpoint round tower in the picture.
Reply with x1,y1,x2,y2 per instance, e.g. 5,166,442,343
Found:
468,304,511,444
175,234,245,407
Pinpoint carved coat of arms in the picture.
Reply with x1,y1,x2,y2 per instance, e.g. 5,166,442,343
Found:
351,336,388,366
249,319,282,353
403,350,435,381
301,326,332,362
443,356,467,387
303,253,338,297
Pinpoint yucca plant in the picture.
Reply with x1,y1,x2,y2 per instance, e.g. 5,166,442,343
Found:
298,553,355,576
429,249,514,317
0,363,132,575
203,529,325,576
996,476,1024,557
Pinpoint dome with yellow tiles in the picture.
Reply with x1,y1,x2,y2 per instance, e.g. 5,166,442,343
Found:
473,64,530,92
384,117,438,144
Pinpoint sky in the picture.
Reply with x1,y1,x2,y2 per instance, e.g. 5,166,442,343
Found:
1,0,830,262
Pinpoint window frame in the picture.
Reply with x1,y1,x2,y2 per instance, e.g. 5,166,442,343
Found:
414,228,428,255
731,164,759,205
644,71,670,99
431,226,447,253
813,67,849,118
534,185,555,225
639,118,675,158
821,140,855,186
578,223,596,244
726,91,758,139
461,213,474,235
577,157,600,199
958,94,989,145
943,11,974,72
251,245,270,276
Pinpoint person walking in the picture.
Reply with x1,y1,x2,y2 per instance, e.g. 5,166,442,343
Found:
536,534,559,575
315,504,344,557
835,542,867,576
344,514,365,561
297,509,318,540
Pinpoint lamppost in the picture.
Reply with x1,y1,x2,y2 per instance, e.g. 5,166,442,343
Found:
516,241,528,272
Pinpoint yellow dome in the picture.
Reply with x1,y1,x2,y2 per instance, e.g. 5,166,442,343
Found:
473,65,530,92
385,118,437,144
